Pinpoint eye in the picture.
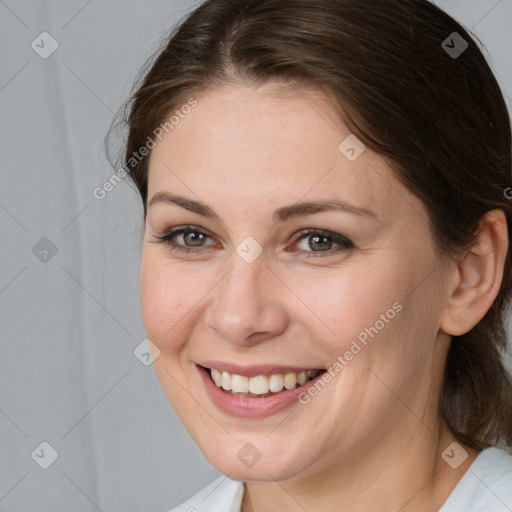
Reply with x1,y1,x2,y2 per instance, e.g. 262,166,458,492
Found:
152,226,217,253
289,229,354,256
151,226,354,257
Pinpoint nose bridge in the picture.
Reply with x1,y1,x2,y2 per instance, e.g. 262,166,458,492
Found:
206,254,287,344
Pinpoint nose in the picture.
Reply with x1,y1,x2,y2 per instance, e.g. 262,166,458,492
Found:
204,255,289,346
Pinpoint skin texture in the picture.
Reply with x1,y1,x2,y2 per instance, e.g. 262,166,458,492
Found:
140,83,507,511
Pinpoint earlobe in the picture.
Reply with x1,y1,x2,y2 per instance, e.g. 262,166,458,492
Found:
440,209,508,337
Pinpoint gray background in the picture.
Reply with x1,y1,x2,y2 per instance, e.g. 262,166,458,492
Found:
0,1,511,511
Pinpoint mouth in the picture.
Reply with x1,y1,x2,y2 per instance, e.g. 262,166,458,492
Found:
200,365,326,398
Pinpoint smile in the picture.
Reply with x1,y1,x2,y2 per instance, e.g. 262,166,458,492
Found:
208,367,323,397
197,363,328,417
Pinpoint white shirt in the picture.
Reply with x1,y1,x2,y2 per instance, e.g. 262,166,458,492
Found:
166,447,512,511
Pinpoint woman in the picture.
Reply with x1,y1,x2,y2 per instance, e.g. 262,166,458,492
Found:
109,0,512,510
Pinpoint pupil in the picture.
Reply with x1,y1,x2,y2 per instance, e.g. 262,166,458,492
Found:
310,235,331,251
185,231,204,246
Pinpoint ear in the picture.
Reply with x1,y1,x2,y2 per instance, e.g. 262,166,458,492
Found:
440,209,509,336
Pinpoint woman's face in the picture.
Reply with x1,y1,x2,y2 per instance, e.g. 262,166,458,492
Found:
141,83,452,482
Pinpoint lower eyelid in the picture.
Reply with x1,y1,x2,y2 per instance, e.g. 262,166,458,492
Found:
154,227,214,245
293,231,353,249
176,233,216,246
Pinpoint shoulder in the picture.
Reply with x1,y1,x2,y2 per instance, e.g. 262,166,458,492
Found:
163,475,245,512
441,447,512,512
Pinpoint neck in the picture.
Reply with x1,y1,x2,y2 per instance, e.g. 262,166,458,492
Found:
241,420,478,512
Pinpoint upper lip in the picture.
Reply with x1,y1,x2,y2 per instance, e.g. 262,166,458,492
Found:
198,361,324,377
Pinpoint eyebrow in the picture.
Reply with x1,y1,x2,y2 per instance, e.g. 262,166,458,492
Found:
148,192,377,222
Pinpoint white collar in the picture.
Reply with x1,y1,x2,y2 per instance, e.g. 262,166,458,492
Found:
169,447,512,511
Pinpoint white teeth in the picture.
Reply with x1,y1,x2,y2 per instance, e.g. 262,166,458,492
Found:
211,368,222,387
209,368,321,396
249,375,269,394
268,374,284,392
221,371,232,391
283,372,297,390
231,374,249,393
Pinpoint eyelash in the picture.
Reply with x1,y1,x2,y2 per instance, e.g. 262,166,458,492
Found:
152,225,354,257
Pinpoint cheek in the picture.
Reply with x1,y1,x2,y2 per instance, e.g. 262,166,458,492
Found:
295,268,401,357
139,250,199,350
303,258,435,385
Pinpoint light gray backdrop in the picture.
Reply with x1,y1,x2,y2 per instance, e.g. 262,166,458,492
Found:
0,1,511,511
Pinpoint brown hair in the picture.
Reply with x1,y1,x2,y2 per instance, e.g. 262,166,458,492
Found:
107,0,512,449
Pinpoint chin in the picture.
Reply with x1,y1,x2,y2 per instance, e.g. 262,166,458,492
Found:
199,436,312,482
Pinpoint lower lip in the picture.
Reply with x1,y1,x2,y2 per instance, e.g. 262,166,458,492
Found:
197,365,326,418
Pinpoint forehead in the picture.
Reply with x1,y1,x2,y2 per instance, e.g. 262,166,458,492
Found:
146,84,424,226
